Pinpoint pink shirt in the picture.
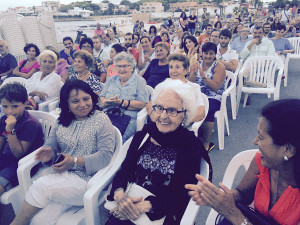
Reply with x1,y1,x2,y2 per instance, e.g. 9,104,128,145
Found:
94,28,105,36
19,59,40,74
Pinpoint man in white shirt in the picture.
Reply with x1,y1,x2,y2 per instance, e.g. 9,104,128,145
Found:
93,36,110,68
216,29,238,72
239,26,275,105
240,26,275,60
280,4,291,25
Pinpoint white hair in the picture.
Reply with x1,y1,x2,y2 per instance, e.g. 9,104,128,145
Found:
38,50,58,65
114,51,136,70
152,79,197,127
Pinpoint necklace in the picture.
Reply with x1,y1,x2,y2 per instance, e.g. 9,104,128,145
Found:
78,71,91,81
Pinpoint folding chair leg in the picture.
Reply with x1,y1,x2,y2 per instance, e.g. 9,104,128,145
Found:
230,88,237,120
236,87,242,114
216,114,224,150
224,109,230,136
243,93,249,108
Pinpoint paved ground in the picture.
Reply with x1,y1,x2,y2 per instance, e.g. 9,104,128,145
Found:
1,62,299,225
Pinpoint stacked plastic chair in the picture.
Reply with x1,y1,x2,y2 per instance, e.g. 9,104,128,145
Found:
0,13,26,57
19,16,45,51
37,11,59,49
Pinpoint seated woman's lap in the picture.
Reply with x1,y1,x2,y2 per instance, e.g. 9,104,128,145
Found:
25,172,87,208
205,98,221,122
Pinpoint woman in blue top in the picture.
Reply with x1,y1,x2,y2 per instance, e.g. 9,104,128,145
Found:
143,42,170,88
189,42,226,152
100,52,149,143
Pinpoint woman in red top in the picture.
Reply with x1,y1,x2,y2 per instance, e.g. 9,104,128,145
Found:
186,99,300,225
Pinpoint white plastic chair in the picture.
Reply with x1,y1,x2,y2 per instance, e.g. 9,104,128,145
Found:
188,93,209,136
214,71,236,150
1,77,28,87
136,85,154,132
38,97,60,112
0,111,57,213
16,126,122,225
283,37,300,87
180,158,210,225
236,56,284,111
205,149,258,225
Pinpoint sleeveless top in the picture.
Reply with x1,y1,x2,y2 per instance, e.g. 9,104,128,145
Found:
254,153,300,225
195,60,225,102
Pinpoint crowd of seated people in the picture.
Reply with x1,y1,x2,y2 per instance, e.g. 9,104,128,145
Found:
0,7,300,224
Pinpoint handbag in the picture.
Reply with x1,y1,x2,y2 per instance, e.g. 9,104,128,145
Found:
105,107,131,136
104,183,165,225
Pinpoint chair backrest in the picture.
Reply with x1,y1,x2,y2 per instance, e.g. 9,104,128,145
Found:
28,111,57,142
18,111,57,166
187,93,209,136
146,85,154,100
1,77,28,87
244,56,283,86
205,149,258,225
287,37,300,55
87,126,123,188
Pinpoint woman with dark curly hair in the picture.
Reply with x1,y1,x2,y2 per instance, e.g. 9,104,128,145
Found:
13,43,40,79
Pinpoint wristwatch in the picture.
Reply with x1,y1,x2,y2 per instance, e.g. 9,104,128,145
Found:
241,218,248,225
2,129,16,135
73,157,78,168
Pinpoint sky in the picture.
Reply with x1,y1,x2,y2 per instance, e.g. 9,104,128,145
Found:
0,0,124,12
0,0,274,12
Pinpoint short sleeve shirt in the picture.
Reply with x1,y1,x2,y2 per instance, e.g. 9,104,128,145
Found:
217,45,239,62
0,53,17,74
0,110,43,183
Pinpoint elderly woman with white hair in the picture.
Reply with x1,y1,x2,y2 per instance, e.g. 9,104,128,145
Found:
104,79,212,225
100,52,149,142
25,50,62,106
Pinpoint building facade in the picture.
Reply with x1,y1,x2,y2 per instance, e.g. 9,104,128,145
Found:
140,2,164,13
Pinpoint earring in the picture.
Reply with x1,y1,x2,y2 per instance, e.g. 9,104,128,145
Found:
284,156,289,161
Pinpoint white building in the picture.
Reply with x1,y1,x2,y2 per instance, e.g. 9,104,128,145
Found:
42,1,60,12
6,7,34,14
68,7,93,18
140,2,164,13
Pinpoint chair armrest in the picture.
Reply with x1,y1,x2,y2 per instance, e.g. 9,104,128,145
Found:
180,199,200,225
83,154,126,225
17,147,44,195
18,149,40,166
136,108,147,131
39,97,59,112
83,138,132,225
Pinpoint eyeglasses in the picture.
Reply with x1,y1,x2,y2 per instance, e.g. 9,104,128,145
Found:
115,64,131,69
152,105,186,117
81,45,92,49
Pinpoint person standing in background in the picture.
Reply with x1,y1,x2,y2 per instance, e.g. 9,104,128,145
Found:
188,10,197,35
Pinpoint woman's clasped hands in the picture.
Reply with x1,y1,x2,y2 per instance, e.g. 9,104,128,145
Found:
112,189,152,221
